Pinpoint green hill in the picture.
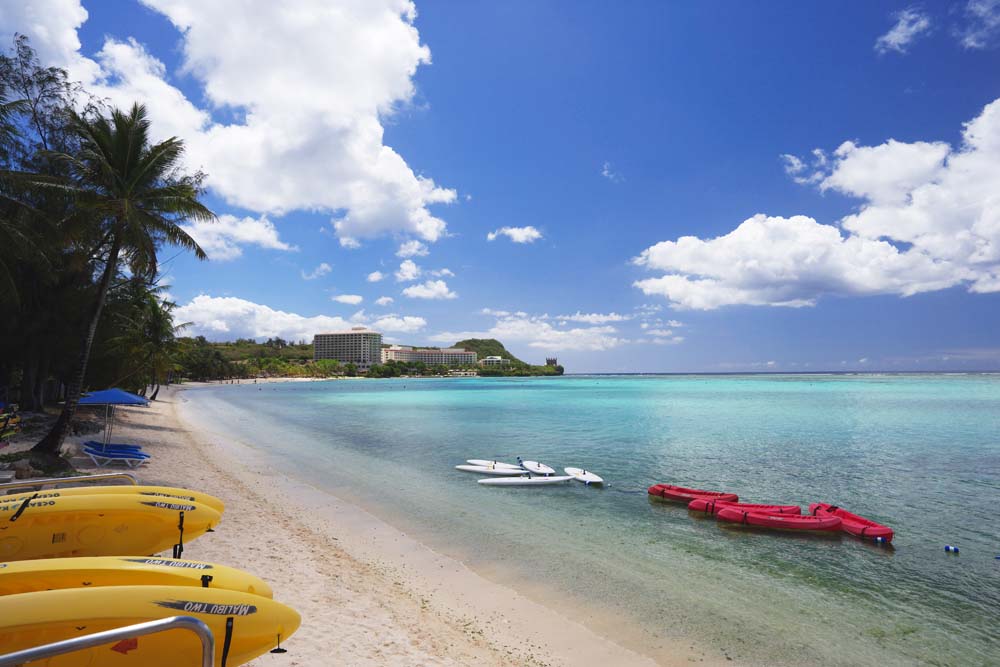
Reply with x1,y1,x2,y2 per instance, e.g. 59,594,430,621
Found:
453,338,525,365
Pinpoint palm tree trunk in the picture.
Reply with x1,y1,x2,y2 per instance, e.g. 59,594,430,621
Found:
33,235,122,454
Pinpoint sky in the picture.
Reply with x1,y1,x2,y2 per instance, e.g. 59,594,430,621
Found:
2,0,1000,372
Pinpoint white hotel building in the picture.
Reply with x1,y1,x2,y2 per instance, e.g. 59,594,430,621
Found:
313,327,383,370
381,345,477,367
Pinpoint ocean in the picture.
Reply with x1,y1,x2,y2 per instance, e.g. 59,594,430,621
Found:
182,374,1000,665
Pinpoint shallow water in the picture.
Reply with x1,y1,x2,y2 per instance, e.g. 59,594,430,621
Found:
184,374,1000,665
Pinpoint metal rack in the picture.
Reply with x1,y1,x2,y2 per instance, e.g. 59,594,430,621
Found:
0,471,138,495
0,615,215,666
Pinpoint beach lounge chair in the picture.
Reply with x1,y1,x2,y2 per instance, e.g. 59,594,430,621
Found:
83,445,150,468
83,440,144,452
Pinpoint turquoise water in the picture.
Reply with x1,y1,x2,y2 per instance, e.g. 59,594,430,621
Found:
184,375,1000,665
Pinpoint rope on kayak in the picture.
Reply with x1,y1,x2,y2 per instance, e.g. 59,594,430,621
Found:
9,493,38,522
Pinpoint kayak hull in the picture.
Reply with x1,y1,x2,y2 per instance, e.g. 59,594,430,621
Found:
0,556,272,598
564,467,604,484
455,465,526,476
717,507,842,531
466,459,521,470
648,484,738,503
809,503,894,542
0,495,221,561
3,485,225,514
0,585,299,667
688,499,800,515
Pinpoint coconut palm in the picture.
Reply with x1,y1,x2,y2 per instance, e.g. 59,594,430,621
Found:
30,102,214,455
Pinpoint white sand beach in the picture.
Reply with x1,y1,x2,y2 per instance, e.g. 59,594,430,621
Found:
63,384,723,667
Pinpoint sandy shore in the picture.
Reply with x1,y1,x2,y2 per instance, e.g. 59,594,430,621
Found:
61,383,721,666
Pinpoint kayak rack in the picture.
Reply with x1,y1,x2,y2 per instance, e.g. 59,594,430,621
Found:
0,471,138,495
0,615,215,667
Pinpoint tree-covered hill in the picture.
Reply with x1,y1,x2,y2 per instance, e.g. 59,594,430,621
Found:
452,339,525,364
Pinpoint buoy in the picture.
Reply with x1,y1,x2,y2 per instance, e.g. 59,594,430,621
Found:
944,545,960,554
874,536,888,545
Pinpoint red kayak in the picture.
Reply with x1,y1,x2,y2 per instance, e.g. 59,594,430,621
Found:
648,484,738,503
809,503,894,543
717,507,842,531
688,498,801,515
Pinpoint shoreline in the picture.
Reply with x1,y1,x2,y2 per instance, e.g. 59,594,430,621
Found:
79,383,721,666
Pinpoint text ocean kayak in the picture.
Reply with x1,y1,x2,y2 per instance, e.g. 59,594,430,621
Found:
688,498,800,515
716,507,841,531
809,503,894,542
648,484,738,503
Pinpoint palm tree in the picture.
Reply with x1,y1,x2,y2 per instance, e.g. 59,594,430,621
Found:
31,103,214,455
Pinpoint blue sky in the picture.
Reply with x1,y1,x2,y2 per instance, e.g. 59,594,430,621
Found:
4,1,1000,372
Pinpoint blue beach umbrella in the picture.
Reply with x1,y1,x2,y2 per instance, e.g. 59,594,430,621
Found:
79,388,149,446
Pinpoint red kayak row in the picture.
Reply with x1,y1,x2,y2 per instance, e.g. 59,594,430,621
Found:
648,484,894,542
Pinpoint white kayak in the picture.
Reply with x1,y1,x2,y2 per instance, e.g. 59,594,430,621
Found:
564,467,604,485
478,475,573,486
466,459,522,470
518,459,555,475
455,465,526,476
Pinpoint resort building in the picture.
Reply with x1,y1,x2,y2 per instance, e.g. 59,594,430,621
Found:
479,355,511,367
381,345,477,367
313,327,383,370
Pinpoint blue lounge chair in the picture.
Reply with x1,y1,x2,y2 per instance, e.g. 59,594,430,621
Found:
83,445,150,468
83,440,144,452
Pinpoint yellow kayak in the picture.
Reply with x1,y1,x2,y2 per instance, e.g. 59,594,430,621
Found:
0,585,300,666
0,556,272,598
1,485,225,514
0,495,221,561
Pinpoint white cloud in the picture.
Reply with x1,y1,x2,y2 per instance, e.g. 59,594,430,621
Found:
396,240,429,257
175,294,352,341
486,226,543,243
375,296,394,306
367,270,385,282
648,336,685,345
429,268,454,277
666,319,684,327
646,328,675,337
394,259,421,282
402,279,457,300
3,0,456,247
556,311,632,324
430,311,627,351
635,98,1000,309
302,262,332,280
960,0,1000,49
370,314,426,333
601,161,623,182
332,294,363,305
875,8,931,54
181,214,295,261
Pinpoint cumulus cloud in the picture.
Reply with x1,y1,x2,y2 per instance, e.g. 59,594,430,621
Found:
2,0,457,247
429,311,627,351
402,279,457,300
375,296,394,306
486,226,543,243
175,295,353,341
174,294,425,340
394,259,421,282
396,240,429,257
960,0,1000,49
370,314,426,333
181,214,295,261
875,8,931,54
429,268,454,277
301,262,332,280
367,270,385,282
636,98,1000,309
556,311,632,324
332,294,363,305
